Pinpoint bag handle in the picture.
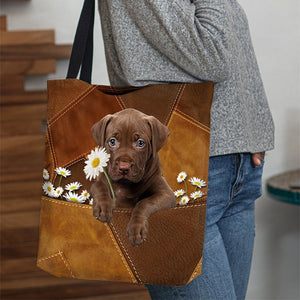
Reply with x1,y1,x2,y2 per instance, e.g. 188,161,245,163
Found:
66,0,95,83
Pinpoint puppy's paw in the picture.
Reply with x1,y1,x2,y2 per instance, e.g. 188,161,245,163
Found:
127,217,149,247
93,198,113,223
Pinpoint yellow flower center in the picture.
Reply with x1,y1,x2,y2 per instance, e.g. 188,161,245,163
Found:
47,186,52,192
92,158,100,168
70,197,78,203
61,171,66,176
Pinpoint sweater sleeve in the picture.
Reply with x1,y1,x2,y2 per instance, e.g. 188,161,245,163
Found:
123,0,233,82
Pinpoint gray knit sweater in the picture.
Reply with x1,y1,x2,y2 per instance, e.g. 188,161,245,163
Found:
98,0,274,156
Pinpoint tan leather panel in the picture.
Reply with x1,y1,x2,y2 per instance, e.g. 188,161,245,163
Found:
159,111,210,194
37,197,137,283
176,82,214,128
110,202,206,286
187,257,203,284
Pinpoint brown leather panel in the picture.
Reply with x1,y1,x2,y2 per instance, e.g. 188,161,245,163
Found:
47,79,93,121
159,111,210,194
52,158,89,185
37,197,137,283
44,133,55,181
110,203,206,286
176,82,213,128
48,88,123,168
116,84,185,124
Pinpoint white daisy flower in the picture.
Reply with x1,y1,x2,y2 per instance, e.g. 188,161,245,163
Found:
42,181,55,197
84,147,110,181
65,182,82,192
81,189,90,200
174,189,185,198
63,191,85,203
189,177,206,188
55,167,71,178
190,190,203,200
43,169,50,180
177,171,187,183
89,198,94,206
179,195,190,206
52,187,64,198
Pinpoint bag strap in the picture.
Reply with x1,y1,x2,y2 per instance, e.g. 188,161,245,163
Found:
66,0,95,83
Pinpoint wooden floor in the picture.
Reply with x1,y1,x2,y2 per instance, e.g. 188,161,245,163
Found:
0,15,151,300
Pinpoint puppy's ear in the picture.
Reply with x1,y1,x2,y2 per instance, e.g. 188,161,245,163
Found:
91,114,113,147
145,116,170,153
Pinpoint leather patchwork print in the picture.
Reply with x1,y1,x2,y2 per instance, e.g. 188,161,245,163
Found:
38,79,213,286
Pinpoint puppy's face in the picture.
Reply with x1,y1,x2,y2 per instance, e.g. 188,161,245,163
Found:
92,109,169,183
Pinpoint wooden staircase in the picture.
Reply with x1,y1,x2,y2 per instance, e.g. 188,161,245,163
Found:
0,15,150,300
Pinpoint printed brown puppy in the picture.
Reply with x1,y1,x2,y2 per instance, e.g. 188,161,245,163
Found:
90,108,176,246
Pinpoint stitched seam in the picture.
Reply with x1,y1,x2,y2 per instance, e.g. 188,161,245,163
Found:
42,196,205,211
58,251,75,278
47,127,57,168
54,151,91,171
48,85,97,125
45,130,56,180
164,84,186,125
103,223,138,284
38,251,75,278
52,157,86,185
172,84,186,111
109,222,142,284
38,252,61,263
47,86,97,168
42,196,92,209
115,94,126,109
174,110,210,133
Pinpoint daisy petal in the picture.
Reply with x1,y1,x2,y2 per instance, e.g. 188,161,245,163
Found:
43,169,50,180
190,190,203,200
42,181,55,197
179,196,190,206
63,191,85,203
84,147,110,181
174,189,185,197
65,182,82,192
55,167,71,178
177,171,187,183
52,187,64,198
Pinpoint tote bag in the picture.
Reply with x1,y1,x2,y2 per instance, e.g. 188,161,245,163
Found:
37,0,214,286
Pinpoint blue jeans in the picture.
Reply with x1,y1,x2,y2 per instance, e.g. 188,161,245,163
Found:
146,153,264,300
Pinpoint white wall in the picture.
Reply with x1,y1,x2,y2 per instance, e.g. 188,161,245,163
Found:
1,1,299,299
238,1,300,299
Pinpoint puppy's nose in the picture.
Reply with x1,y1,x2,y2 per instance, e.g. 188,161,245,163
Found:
119,161,131,175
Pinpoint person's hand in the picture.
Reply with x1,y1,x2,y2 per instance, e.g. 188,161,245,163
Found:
251,152,265,167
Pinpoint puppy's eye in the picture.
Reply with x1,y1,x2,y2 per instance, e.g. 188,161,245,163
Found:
109,138,117,147
137,139,145,148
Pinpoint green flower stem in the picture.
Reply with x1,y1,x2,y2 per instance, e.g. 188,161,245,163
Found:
184,179,188,195
58,175,63,187
102,168,116,206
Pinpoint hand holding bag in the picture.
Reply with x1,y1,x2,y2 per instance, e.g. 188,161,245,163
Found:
37,0,214,286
